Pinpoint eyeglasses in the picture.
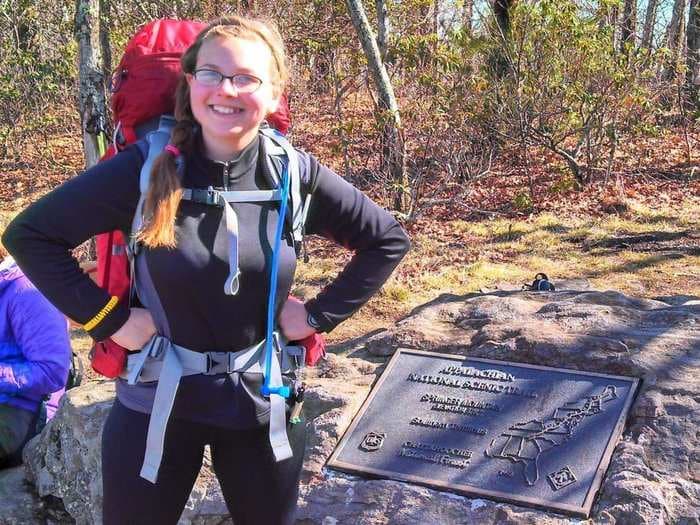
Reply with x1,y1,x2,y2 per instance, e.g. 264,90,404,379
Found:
192,69,263,93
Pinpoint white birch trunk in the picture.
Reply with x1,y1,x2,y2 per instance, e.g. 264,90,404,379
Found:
74,0,108,169
376,0,390,59
436,0,460,41
345,0,408,211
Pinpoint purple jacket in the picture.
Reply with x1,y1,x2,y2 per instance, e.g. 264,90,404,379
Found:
0,257,71,417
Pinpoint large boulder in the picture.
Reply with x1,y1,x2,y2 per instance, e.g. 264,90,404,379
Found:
0,466,66,525
7,288,699,524
306,289,699,524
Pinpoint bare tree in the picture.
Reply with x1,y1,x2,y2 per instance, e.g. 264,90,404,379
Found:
606,3,620,51
619,0,637,52
641,0,659,49
436,0,460,40
664,0,689,80
74,0,110,169
491,0,516,78
463,0,474,35
493,0,515,38
688,0,700,103
99,0,112,135
376,0,390,59
345,0,408,211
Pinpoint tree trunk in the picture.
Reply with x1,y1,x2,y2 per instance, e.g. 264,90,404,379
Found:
664,0,688,80
492,0,515,77
463,0,474,35
436,0,460,41
619,0,637,52
641,0,659,49
99,0,112,136
345,0,408,212
376,0,389,60
493,0,514,38
74,0,109,169
688,0,700,104
607,4,620,52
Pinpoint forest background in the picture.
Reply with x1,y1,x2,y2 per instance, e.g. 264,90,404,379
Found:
0,0,698,350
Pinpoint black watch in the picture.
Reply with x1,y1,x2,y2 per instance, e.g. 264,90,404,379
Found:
306,311,322,332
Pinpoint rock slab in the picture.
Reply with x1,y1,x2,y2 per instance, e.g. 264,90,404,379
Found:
4,289,699,524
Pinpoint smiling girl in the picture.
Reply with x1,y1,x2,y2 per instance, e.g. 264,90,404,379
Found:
3,15,409,524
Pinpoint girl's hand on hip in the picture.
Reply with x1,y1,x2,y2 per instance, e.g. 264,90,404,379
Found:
278,296,317,342
110,308,157,350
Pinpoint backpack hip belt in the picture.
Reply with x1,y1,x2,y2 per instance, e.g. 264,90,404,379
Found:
121,333,305,483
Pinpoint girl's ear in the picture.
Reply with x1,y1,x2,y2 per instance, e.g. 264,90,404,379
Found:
185,73,193,87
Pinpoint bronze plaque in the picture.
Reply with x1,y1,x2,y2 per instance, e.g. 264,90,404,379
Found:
327,349,639,517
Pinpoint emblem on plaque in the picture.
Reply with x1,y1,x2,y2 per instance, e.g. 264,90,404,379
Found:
359,432,386,452
547,466,577,491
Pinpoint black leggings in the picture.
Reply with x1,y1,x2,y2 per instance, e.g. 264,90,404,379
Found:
102,399,306,525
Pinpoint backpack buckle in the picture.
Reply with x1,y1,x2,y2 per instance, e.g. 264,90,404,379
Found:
204,351,231,374
190,188,221,206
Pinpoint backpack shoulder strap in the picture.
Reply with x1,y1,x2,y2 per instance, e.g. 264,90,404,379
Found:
134,140,149,163
130,115,178,240
259,127,312,255
128,115,180,309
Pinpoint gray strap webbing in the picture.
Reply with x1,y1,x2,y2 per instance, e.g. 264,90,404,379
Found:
125,336,268,483
259,128,303,244
131,116,176,241
140,342,182,483
122,334,293,482
221,197,240,295
268,334,293,461
123,338,265,384
180,187,284,296
181,188,282,204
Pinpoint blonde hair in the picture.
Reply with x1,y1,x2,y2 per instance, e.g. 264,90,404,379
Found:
136,15,288,248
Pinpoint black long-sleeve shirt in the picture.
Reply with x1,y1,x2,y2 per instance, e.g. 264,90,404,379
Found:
3,135,409,426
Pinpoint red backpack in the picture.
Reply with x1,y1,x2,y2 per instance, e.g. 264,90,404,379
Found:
92,19,323,377
97,19,291,305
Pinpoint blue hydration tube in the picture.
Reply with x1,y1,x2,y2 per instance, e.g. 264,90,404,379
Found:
261,157,292,399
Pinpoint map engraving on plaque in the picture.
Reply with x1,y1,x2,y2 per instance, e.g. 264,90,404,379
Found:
327,349,639,518
485,385,618,486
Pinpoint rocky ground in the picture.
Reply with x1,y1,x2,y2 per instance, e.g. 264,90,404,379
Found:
1,284,698,524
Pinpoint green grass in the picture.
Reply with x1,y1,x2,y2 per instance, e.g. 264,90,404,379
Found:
345,201,700,341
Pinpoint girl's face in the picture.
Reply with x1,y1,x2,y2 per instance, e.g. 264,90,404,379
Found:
187,36,280,160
